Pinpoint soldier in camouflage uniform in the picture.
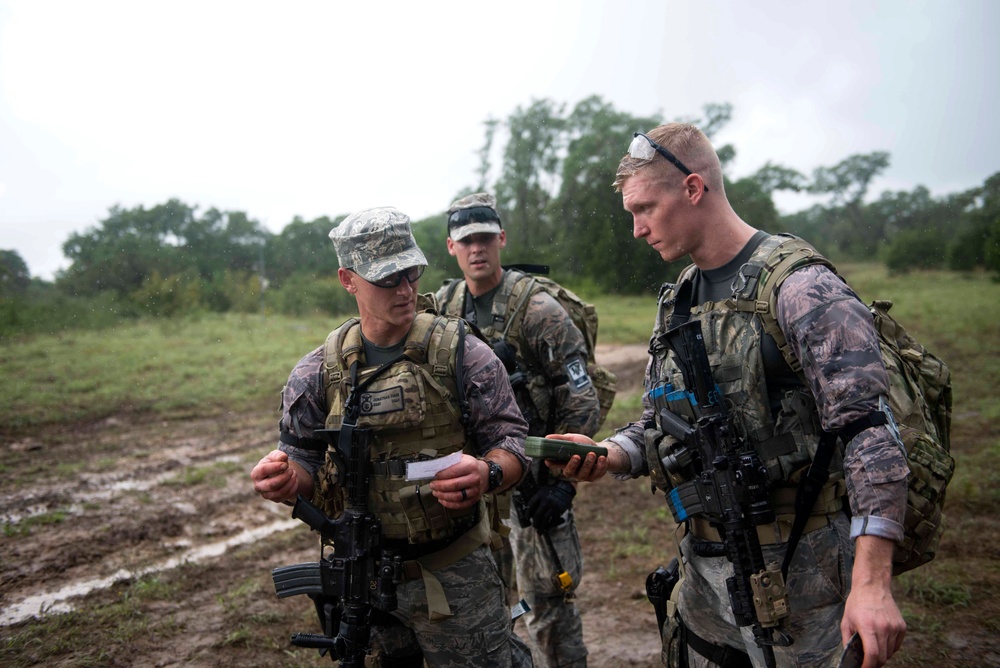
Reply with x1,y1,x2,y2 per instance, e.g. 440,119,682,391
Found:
435,194,599,668
250,206,533,667
553,125,908,668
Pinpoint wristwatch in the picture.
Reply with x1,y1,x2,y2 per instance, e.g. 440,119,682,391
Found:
485,459,504,492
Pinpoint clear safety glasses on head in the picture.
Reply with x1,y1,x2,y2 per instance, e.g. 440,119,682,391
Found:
355,265,425,289
628,132,708,192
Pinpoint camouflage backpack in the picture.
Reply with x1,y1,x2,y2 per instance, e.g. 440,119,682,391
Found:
439,268,618,431
745,234,955,574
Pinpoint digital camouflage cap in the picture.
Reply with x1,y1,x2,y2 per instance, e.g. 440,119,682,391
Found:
446,193,502,241
328,206,427,282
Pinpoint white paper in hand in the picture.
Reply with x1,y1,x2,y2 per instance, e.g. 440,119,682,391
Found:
405,451,463,481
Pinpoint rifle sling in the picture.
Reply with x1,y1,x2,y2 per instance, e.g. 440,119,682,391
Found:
453,321,472,438
683,623,753,667
781,412,889,577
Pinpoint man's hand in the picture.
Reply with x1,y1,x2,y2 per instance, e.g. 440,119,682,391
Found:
842,535,906,668
429,454,486,510
544,433,614,482
250,450,304,504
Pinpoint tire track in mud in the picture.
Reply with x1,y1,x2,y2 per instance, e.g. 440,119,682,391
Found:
0,412,285,626
1,517,299,626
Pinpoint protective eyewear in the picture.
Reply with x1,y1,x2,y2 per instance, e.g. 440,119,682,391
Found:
628,132,708,192
354,265,425,288
447,206,502,231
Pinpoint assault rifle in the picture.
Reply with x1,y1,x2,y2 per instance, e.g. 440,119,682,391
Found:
272,364,403,666
653,320,792,668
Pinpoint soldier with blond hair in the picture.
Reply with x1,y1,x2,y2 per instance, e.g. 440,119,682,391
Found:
554,124,908,668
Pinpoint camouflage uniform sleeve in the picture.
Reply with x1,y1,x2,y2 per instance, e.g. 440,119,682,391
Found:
462,335,530,473
777,265,908,542
520,291,601,437
606,335,660,479
276,345,327,477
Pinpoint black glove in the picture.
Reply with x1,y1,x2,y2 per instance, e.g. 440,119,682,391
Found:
527,479,576,532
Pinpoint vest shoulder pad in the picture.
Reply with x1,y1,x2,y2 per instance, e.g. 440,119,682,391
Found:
437,278,467,316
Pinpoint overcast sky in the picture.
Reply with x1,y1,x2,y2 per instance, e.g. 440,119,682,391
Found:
2,0,997,280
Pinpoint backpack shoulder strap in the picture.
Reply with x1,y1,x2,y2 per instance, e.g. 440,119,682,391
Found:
438,278,466,316
403,312,451,368
497,269,537,341
322,317,362,408
408,312,475,440
736,234,838,374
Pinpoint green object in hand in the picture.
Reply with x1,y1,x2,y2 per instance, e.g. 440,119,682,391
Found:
523,436,608,461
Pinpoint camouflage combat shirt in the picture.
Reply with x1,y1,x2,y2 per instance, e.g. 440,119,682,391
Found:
609,257,909,543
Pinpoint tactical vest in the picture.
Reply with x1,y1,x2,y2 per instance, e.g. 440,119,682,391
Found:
314,312,485,544
648,235,845,519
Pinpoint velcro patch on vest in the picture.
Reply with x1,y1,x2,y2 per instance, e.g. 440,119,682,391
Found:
359,386,405,415
566,358,592,391
353,362,427,430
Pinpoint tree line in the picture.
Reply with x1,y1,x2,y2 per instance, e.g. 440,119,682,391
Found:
2,97,998,336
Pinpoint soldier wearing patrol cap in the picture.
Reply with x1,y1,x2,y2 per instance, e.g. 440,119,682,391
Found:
251,206,533,667
436,194,599,668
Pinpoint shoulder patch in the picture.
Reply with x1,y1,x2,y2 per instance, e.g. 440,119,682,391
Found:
565,357,592,391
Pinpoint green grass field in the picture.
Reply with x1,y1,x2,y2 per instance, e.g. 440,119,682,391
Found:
0,266,996,431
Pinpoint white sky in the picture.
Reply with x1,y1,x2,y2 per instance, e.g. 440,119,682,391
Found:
1,0,997,280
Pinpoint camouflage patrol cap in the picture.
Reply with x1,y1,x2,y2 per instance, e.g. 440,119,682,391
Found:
328,207,427,282
446,192,503,240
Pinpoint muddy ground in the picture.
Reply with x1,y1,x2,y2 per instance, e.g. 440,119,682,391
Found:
1,344,997,667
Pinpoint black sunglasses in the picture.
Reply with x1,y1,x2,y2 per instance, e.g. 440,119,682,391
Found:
628,132,708,192
447,206,502,231
352,265,425,288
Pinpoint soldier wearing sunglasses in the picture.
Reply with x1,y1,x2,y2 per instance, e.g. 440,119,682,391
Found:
436,193,599,668
551,124,907,668
251,207,533,667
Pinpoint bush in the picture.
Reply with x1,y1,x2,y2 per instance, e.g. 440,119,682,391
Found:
882,229,947,274
130,270,206,316
0,285,139,339
213,270,264,314
268,274,355,317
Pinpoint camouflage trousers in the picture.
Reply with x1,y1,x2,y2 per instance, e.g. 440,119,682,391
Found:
506,504,588,668
370,545,531,667
666,515,852,668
